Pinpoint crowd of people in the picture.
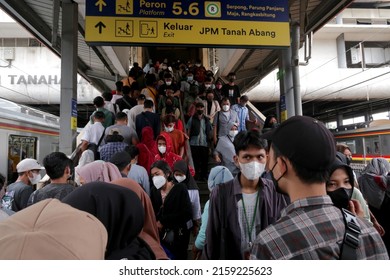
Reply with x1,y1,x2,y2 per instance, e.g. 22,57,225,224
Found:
0,58,389,260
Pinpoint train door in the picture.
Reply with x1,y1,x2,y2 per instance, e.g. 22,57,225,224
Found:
7,135,37,184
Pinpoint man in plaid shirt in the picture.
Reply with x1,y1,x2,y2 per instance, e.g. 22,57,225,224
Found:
250,116,388,260
99,129,128,162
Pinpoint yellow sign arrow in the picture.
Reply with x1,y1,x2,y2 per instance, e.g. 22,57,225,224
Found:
95,0,107,12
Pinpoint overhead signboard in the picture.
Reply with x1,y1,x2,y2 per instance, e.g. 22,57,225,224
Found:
85,0,290,47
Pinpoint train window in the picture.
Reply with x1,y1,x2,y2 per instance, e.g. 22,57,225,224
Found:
364,136,380,155
8,135,37,181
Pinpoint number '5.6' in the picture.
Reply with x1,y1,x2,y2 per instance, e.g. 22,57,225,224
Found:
172,2,199,16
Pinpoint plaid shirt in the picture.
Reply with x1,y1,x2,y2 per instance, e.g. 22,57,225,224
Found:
250,196,389,260
99,142,128,162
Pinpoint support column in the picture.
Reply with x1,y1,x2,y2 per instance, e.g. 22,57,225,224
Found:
337,113,343,128
279,47,295,121
336,33,347,68
291,22,302,116
60,1,78,155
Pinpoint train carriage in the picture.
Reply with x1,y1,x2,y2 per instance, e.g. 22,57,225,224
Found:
0,98,59,184
333,120,390,171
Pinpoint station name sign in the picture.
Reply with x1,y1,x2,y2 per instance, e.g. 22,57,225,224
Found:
85,0,290,47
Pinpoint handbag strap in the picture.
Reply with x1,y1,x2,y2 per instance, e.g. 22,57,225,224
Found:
97,127,106,147
339,208,361,260
122,96,133,109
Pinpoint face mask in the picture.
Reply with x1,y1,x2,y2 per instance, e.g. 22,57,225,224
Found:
195,64,201,67
239,161,265,181
29,172,41,185
187,76,193,81
153,175,166,189
345,156,352,166
270,161,287,195
158,145,166,154
164,126,174,132
327,187,353,209
165,81,172,86
174,175,186,183
216,84,222,89
162,66,167,70
229,130,238,138
205,84,211,89
222,105,230,111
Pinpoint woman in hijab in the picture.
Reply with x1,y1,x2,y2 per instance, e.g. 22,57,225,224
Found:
111,178,168,259
63,182,155,260
193,166,233,259
326,157,369,219
76,161,122,184
358,157,390,252
173,160,201,236
150,160,192,260
74,150,94,185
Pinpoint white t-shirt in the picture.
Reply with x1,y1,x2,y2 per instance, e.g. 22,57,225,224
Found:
127,104,144,131
81,122,105,145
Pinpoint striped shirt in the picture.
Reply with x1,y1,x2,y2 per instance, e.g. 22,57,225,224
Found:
250,196,389,260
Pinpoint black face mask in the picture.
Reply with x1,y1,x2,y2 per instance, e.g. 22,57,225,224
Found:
197,110,203,115
270,160,288,195
345,156,352,166
327,187,353,209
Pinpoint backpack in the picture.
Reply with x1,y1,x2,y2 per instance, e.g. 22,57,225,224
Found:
1,189,15,211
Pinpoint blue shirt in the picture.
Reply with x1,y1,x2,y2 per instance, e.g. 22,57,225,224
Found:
128,164,150,196
231,104,249,132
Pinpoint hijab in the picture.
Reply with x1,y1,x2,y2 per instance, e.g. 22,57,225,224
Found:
0,199,107,259
358,157,390,209
207,166,234,192
76,161,122,183
111,178,168,259
63,182,154,259
173,160,198,190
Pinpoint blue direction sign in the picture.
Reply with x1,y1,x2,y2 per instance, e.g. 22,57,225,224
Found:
85,0,290,47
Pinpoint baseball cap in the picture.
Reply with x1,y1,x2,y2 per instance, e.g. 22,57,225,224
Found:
108,128,122,136
16,158,44,173
262,115,336,170
0,199,107,259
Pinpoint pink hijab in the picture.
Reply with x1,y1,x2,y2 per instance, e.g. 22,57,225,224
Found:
77,161,122,183
111,178,168,260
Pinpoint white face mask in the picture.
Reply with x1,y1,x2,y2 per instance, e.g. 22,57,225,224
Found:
174,175,186,183
153,175,166,189
205,84,211,89
222,105,230,111
164,125,174,132
239,161,265,180
187,76,193,81
158,145,166,154
165,81,172,86
229,130,238,138
29,172,41,185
